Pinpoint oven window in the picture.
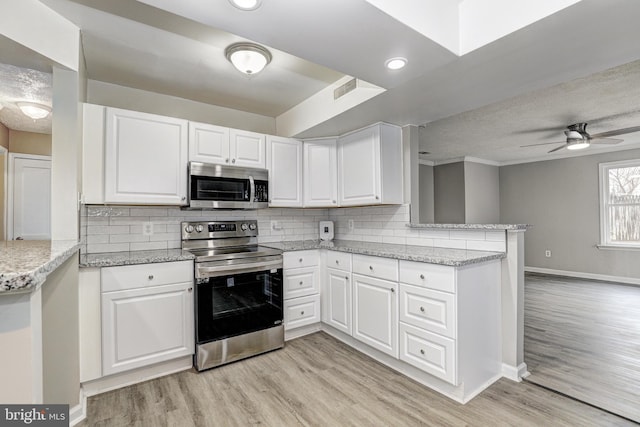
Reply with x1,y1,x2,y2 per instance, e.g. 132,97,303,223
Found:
196,269,283,343
192,176,249,201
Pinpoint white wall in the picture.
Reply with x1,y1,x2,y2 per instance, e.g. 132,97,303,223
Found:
465,161,499,223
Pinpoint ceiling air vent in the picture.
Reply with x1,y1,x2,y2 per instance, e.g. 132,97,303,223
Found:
334,78,357,100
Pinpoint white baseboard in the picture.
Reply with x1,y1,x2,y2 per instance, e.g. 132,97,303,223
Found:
525,266,640,286
285,323,321,341
69,389,86,426
501,362,529,382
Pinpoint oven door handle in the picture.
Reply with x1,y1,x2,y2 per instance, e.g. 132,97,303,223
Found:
249,175,255,207
196,258,283,278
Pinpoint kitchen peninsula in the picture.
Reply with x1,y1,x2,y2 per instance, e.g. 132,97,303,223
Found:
0,240,81,405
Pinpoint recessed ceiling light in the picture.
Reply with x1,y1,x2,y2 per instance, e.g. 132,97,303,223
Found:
229,0,262,10
385,57,407,70
16,102,51,120
225,42,272,75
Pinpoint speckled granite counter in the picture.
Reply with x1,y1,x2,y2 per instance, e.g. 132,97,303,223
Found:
80,249,195,268
262,239,505,267
0,240,81,293
407,223,529,230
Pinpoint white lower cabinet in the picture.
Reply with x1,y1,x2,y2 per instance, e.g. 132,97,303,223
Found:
283,250,321,332
352,273,398,358
399,322,456,384
284,294,320,330
324,268,352,335
101,261,194,376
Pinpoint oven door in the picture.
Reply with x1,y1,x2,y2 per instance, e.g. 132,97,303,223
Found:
195,261,283,344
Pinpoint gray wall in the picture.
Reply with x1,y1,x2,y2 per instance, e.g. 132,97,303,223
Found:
500,148,640,280
419,164,435,223
434,162,465,223
465,162,500,223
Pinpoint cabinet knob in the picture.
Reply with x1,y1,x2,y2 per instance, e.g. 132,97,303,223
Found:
232,158,236,163
369,265,374,271
225,158,229,163
390,288,395,293
301,311,305,315
420,306,425,313
419,274,425,280
420,349,425,355
335,260,339,265
148,275,154,280
345,276,349,280
181,196,186,201
299,258,303,263
332,200,336,204
375,196,380,200
188,287,193,293
299,281,303,285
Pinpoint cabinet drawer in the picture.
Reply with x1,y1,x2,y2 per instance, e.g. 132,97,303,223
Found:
102,261,193,292
283,250,319,269
399,323,457,385
284,266,319,300
353,254,398,282
399,284,456,339
399,260,456,293
327,251,351,272
284,294,320,330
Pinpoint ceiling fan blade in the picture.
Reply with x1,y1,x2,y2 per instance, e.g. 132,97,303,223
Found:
590,126,640,138
520,141,566,148
591,137,623,145
547,144,567,153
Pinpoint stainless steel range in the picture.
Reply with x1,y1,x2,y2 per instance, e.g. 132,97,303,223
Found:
182,220,284,371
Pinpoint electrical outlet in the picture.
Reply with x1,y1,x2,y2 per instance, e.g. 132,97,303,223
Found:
271,220,281,230
142,221,154,236
348,219,354,231
545,249,552,258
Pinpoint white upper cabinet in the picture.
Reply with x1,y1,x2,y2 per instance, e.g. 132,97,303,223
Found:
230,129,266,168
188,122,230,164
303,138,338,207
104,107,188,205
267,136,302,207
82,103,106,204
337,123,403,207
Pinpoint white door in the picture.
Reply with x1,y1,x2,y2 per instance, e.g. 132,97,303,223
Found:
303,139,338,207
325,268,352,335
338,127,381,206
9,155,51,240
267,136,302,207
104,107,188,205
188,122,230,165
229,129,265,168
352,273,398,357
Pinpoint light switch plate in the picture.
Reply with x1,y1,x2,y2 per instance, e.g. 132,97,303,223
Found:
142,222,154,236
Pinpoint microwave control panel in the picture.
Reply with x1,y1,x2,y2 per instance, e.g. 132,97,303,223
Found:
254,180,268,202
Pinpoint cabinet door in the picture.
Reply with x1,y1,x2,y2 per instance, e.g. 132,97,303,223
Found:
105,107,188,205
188,122,230,164
352,274,398,357
303,139,338,207
229,129,265,168
267,136,302,207
338,126,380,206
102,282,194,376
324,268,352,335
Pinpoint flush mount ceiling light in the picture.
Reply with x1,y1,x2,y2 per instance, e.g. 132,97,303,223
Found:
225,42,272,75
17,102,51,120
385,57,407,70
228,0,262,10
566,140,590,150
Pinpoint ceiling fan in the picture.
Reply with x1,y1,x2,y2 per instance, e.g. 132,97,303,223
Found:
521,123,640,153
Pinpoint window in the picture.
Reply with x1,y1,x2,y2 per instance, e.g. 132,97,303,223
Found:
599,159,640,248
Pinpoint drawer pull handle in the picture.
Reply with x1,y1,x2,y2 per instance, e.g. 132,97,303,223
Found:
420,306,425,313
299,281,303,285
148,275,154,280
301,311,305,315
369,265,374,271
420,349,425,355
419,274,425,280
299,258,303,262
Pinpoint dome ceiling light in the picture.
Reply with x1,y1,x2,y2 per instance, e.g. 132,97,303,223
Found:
228,0,262,11
385,57,407,70
225,42,272,75
17,102,51,120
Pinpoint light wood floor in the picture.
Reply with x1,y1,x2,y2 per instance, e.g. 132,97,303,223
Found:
524,273,640,423
79,332,634,426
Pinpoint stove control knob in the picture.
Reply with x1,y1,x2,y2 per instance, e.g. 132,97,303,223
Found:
185,225,195,233
195,224,204,233
241,223,248,231
249,223,257,230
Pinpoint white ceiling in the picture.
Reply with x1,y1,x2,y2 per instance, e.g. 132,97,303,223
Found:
2,0,640,164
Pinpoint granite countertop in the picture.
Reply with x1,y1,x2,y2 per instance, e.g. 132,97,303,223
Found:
0,240,81,294
80,249,195,268
407,223,529,230
262,239,505,267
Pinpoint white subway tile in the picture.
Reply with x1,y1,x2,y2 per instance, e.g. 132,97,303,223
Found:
130,241,168,251
383,236,406,245
450,230,485,241
485,230,506,242
406,237,434,247
433,239,466,249
110,234,149,243
420,230,450,239
130,207,168,217
87,235,109,244
466,240,506,252
87,243,130,253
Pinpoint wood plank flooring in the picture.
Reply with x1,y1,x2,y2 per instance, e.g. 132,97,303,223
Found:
524,273,640,423
79,332,633,426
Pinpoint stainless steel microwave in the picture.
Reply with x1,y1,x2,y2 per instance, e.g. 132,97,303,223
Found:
187,162,269,209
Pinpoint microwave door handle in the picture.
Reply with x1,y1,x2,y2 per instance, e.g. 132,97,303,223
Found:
249,175,255,206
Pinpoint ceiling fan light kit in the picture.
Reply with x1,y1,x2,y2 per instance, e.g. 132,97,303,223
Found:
16,101,51,120
225,42,272,75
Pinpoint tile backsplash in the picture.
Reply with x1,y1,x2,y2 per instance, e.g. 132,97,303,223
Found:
80,204,506,254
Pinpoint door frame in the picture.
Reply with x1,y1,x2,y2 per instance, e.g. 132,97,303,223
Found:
7,153,52,240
